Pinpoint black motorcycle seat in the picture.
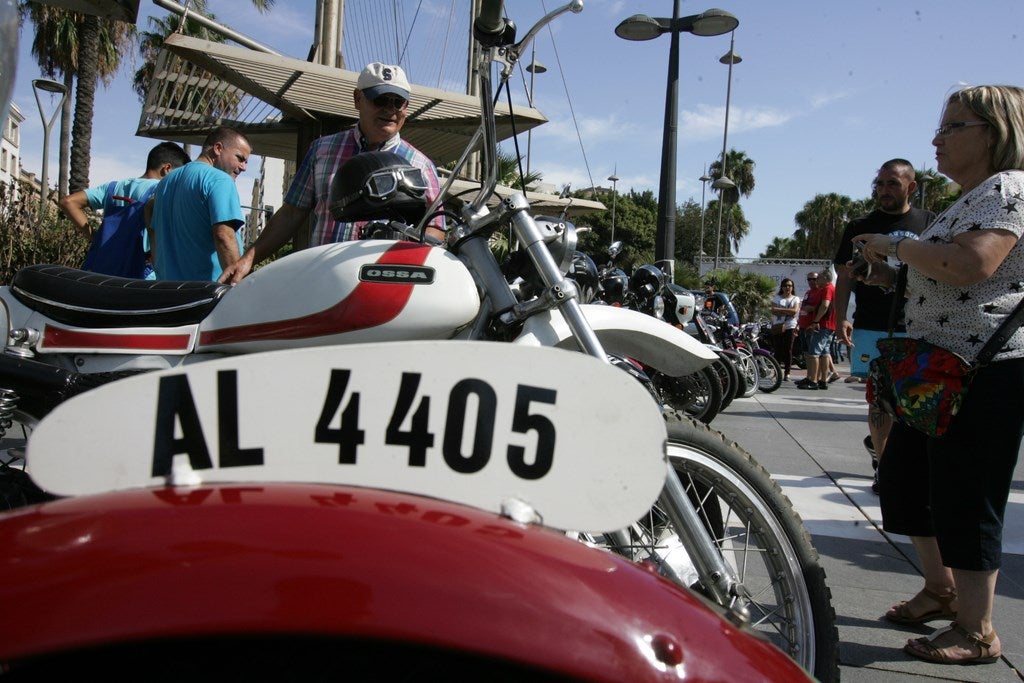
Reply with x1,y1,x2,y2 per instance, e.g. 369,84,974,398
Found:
10,265,231,329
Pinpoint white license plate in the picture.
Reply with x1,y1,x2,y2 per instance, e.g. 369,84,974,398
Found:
28,342,668,533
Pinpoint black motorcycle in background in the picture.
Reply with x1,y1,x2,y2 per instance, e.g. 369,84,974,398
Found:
567,244,758,423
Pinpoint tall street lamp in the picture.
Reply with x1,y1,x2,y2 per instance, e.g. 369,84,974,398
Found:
712,176,735,271
697,171,712,271
608,170,619,244
525,52,547,178
615,5,738,281
32,77,68,215
713,32,741,273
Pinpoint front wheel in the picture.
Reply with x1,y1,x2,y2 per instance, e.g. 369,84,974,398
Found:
653,367,722,424
734,348,759,398
633,419,839,681
755,353,783,393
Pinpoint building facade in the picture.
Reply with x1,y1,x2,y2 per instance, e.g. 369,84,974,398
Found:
1,102,24,198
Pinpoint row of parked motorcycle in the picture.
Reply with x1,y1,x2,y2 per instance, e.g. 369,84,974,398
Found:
563,241,785,425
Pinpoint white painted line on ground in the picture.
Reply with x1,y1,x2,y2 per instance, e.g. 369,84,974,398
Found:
773,474,1024,556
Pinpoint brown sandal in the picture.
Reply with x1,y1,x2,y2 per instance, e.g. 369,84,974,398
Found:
904,621,1001,665
884,587,957,625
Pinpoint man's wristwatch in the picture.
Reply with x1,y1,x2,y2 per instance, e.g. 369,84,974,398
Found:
888,230,919,259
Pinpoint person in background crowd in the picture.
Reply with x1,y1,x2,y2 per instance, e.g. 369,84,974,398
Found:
149,127,251,281
770,278,800,381
858,84,1024,666
833,158,935,493
797,270,836,390
60,142,190,279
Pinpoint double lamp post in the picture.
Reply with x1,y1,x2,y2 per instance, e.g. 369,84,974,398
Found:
615,3,739,280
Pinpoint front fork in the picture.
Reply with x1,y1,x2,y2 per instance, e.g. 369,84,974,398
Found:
460,195,746,619
658,462,750,623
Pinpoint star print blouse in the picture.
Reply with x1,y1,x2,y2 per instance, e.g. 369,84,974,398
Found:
905,170,1024,363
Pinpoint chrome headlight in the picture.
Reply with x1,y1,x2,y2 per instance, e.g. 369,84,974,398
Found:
652,294,665,320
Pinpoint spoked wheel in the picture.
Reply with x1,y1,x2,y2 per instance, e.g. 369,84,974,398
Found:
714,353,740,410
754,353,783,393
734,348,759,398
600,418,839,681
654,366,723,424
708,360,733,414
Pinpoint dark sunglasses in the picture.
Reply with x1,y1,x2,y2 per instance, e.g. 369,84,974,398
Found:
372,94,408,110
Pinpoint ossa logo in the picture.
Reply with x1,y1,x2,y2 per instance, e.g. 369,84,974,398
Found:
359,264,435,284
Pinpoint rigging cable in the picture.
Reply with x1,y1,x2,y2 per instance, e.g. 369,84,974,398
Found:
539,0,595,192
435,0,458,89
396,0,424,67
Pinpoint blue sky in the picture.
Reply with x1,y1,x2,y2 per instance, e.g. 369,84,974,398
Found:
8,0,1024,258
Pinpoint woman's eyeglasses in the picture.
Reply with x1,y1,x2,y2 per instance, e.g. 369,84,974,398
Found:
934,121,988,137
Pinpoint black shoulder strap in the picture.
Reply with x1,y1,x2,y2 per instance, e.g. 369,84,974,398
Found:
885,264,908,337
976,284,1024,365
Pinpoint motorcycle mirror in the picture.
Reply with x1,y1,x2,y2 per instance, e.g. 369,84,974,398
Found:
608,241,623,259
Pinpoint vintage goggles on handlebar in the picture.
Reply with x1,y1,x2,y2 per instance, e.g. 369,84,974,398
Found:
339,166,429,207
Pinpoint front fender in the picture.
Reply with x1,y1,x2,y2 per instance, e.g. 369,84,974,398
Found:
515,304,718,376
0,484,810,682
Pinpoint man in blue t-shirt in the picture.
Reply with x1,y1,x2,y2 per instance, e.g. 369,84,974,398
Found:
150,127,251,281
60,141,190,279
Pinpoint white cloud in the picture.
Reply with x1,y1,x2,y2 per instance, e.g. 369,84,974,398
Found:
680,104,792,139
534,158,656,196
810,90,854,109
532,111,638,145
85,154,144,187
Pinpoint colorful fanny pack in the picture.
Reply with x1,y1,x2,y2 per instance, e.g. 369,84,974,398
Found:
867,265,1024,438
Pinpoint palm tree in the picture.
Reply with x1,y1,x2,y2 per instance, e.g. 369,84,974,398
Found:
760,235,802,260
709,148,755,203
132,0,276,106
133,13,225,103
23,1,276,196
21,4,134,196
794,193,855,259
914,168,958,213
705,198,750,258
707,148,755,257
496,148,542,192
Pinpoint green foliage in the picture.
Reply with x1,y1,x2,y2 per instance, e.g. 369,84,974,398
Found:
0,184,89,284
915,169,960,214
495,147,543,192
709,149,756,202
793,192,855,259
574,189,657,272
700,267,776,322
760,235,805,259
672,198,705,267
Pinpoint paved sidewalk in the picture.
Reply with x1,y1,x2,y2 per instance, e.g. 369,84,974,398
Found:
712,365,1024,681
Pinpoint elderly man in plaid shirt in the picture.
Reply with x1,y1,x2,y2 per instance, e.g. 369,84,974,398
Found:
220,62,442,284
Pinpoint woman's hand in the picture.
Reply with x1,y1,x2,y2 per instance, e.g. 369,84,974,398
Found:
863,260,897,290
854,233,890,264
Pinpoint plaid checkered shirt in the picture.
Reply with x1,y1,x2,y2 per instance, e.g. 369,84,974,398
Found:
284,127,441,246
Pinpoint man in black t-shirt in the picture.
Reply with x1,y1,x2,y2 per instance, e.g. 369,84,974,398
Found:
832,158,935,492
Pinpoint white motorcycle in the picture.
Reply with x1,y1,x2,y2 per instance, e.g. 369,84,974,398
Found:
0,2,837,678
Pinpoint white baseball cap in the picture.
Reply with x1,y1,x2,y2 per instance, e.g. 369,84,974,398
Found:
357,62,411,100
